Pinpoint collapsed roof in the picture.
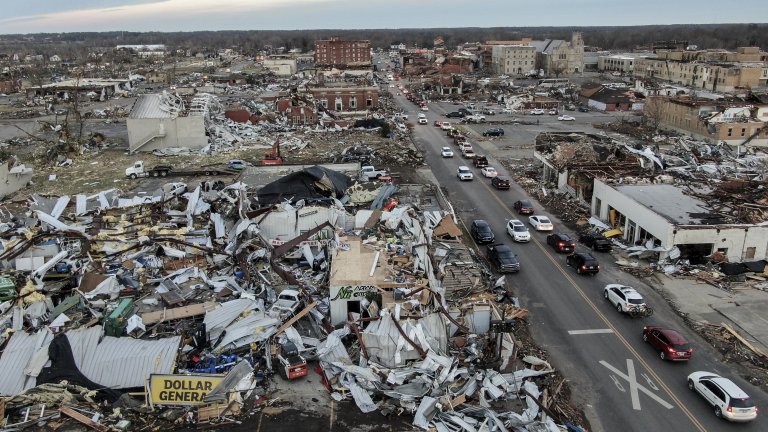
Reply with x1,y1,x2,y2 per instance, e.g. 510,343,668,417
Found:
256,165,354,205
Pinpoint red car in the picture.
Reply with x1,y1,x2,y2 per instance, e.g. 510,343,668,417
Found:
642,326,693,361
513,200,535,215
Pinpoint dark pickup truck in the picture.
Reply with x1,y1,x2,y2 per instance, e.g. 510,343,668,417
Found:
487,244,520,273
579,233,612,252
473,155,489,168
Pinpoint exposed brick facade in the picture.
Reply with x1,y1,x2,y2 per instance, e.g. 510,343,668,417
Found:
314,38,371,68
310,86,379,112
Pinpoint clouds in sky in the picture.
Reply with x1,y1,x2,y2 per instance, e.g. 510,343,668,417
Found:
0,0,762,34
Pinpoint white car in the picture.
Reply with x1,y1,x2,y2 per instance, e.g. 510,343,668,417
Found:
501,108,514,114
603,284,646,313
457,166,474,181
440,122,452,130
418,117,428,124
558,115,575,121
420,106,429,111
441,147,454,158
687,372,757,422
528,215,553,231
530,108,545,115
481,167,498,178
506,219,531,242
162,182,188,197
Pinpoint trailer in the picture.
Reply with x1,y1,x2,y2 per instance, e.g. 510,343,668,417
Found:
125,160,239,179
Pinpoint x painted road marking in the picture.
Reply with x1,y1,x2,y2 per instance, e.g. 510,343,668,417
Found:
600,359,674,411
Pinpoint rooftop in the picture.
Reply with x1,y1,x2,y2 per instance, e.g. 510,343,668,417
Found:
616,184,712,224
329,237,390,287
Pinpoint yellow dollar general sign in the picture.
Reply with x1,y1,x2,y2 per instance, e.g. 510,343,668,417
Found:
149,374,224,406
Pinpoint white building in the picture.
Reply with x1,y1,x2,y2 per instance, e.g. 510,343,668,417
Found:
591,179,768,262
491,45,537,76
597,53,652,73
126,92,210,153
262,57,298,76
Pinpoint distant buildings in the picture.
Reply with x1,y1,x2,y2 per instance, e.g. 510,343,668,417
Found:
597,53,653,74
491,45,536,75
531,33,585,76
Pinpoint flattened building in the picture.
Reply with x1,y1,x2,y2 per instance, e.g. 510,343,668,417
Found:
127,92,211,153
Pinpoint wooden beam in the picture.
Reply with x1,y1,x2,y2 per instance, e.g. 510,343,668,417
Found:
721,322,768,359
272,301,317,336
59,406,109,432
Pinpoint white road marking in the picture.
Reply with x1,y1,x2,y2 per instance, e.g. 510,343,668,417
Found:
610,375,626,392
568,329,614,335
641,373,659,391
600,359,674,411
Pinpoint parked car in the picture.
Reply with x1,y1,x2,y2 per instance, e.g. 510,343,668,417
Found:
514,200,535,215
548,109,558,115
642,326,693,361
162,182,188,197
567,252,600,275
473,155,489,168
482,128,505,137
481,167,498,178
441,147,454,158
506,219,530,242
557,115,575,121
483,109,496,115
446,111,464,118
546,233,576,253
486,244,520,273
470,220,495,244
565,104,576,111
579,233,612,252
603,284,645,312
528,215,553,231
457,166,473,181
501,108,514,114
530,108,545,115
491,176,511,190
687,371,757,422
227,159,247,170
458,108,471,116
578,106,590,112
440,122,452,130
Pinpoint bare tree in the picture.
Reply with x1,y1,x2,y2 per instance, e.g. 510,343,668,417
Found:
643,96,664,131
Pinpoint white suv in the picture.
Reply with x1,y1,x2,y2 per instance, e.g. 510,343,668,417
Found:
457,166,474,181
687,372,757,422
506,219,530,242
603,284,645,313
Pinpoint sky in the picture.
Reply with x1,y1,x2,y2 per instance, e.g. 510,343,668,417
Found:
0,0,763,34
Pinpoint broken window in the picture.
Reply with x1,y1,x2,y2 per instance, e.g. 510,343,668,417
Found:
321,99,328,108
746,247,756,259
727,128,733,137
335,98,343,111
350,97,357,109
741,128,746,137
366,98,372,107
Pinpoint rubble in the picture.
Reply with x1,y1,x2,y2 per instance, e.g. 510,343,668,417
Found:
0,166,586,430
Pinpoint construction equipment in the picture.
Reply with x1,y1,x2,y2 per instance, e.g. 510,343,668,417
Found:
275,341,307,380
261,137,283,165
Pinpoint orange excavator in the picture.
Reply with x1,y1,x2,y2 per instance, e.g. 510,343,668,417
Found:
261,137,283,165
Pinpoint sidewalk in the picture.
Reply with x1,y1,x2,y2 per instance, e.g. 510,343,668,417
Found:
656,273,768,355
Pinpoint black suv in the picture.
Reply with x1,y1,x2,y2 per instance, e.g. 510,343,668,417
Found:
482,128,504,137
470,220,495,244
458,108,471,116
546,233,576,253
491,176,511,190
486,244,520,273
566,252,600,275
446,111,464,118
579,233,612,252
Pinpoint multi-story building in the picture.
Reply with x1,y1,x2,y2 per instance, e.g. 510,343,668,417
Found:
598,53,653,74
491,45,537,75
263,55,298,76
531,32,585,76
633,47,768,92
314,37,371,68
644,96,768,146
309,85,379,112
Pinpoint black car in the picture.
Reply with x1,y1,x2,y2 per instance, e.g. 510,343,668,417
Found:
482,128,505,137
486,244,521,273
491,176,511,190
579,233,613,252
513,200,534,215
470,220,495,244
577,106,590,112
446,111,464,118
458,108,471,116
473,155,489,168
566,252,600,275
546,233,576,253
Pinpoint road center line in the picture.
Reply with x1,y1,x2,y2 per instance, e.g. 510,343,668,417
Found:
568,329,614,335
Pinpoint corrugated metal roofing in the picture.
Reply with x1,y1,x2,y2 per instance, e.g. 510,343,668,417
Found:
129,94,172,119
0,326,179,395
204,299,258,341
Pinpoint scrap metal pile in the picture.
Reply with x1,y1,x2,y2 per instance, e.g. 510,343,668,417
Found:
0,167,585,431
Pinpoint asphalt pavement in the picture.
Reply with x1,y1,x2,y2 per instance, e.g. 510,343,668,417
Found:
394,87,766,432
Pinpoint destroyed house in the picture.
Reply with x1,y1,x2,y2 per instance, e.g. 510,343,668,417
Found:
127,92,213,153
591,179,768,263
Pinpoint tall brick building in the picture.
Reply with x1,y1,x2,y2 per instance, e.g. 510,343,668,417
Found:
314,37,371,68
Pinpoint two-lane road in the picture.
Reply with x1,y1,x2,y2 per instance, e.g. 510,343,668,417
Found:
390,87,765,431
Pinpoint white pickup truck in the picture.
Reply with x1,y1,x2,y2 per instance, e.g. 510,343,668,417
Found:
464,114,487,123
360,165,388,181
268,289,303,320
